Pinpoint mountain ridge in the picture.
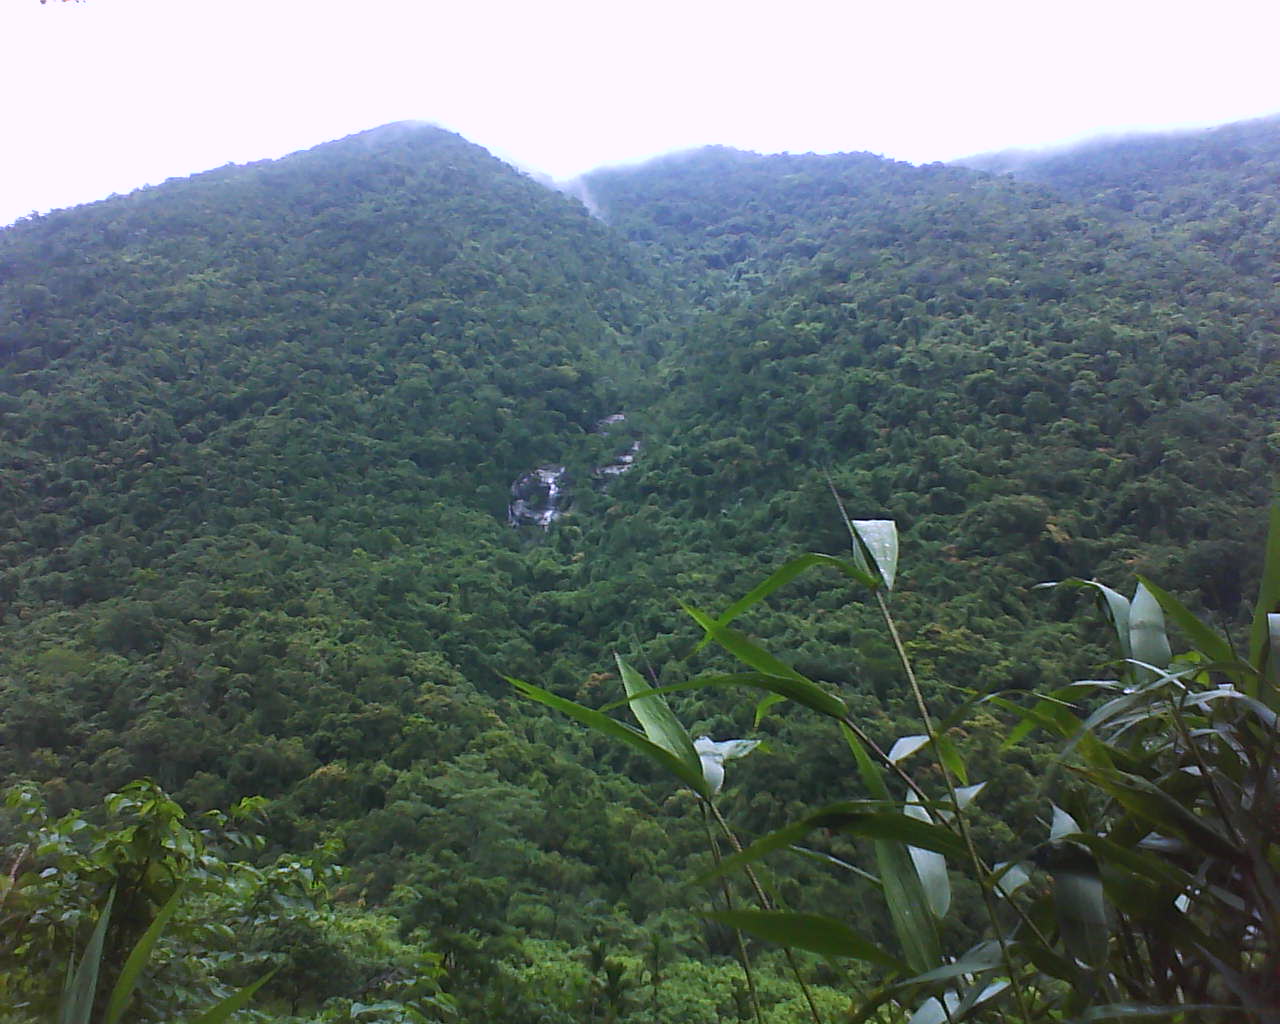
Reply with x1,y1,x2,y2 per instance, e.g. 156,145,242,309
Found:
1,111,1277,1022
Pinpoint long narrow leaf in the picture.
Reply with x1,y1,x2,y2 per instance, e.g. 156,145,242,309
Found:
1075,766,1241,860
905,791,951,919
1136,576,1236,667
508,677,710,797
603,671,851,722
105,884,186,1024
681,604,847,718
891,942,1001,987
1051,865,1110,969
1073,1004,1240,1022
702,803,966,884
710,552,879,635
1043,579,1133,663
708,909,904,969
1249,503,1280,679
851,520,899,591
614,654,701,776
1129,583,1172,682
61,888,115,1024
186,969,277,1024
845,726,942,971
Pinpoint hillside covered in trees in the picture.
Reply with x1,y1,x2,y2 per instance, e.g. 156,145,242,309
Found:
1,116,1277,1021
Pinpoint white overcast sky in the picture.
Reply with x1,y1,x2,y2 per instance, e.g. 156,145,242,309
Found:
2,0,1279,226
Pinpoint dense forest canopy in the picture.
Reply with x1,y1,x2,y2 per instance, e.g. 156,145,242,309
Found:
1,117,1277,1021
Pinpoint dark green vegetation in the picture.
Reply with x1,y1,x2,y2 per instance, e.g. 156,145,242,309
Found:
520,510,1280,1021
1,116,1277,1020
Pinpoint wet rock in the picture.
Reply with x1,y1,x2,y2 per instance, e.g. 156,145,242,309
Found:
509,465,569,529
595,440,641,479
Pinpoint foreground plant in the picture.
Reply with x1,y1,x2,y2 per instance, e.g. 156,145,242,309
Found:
512,501,1280,1023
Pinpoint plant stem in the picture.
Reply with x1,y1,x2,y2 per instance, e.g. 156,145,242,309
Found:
874,588,1035,1024
708,802,825,1024
703,804,765,1024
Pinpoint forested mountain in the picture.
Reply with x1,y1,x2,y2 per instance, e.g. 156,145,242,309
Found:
2,117,1277,1021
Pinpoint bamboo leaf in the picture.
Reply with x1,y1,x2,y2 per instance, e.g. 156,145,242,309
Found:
905,792,951,919
1052,865,1110,969
702,802,966,884
61,887,115,1024
186,969,277,1024
851,520,899,591
711,552,879,634
1135,576,1236,667
992,860,1032,897
1075,766,1241,861
1129,583,1172,682
1266,613,1280,709
1249,503,1280,680
888,735,929,763
508,677,711,797
1073,1004,1239,1022
681,605,847,718
615,654,701,775
707,909,904,968
105,884,186,1024
1051,804,1082,842
1044,579,1133,663
935,733,968,785
892,941,1001,987
843,727,942,971
907,994,957,1024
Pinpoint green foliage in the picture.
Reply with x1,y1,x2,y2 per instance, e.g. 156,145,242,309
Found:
517,504,1280,1020
1,780,450,1023
3,114,1280,1018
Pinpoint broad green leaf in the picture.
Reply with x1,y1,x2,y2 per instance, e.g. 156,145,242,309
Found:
186,969,277,1024
1128,583,1172,682
681,605,847,718
904,792,950,919
1135,576,1236,667
615,654,701,775
61,888,115,1024
954,978,1011,1018
851,519,899,590
105,884,186,1024
844,723,889,803
508,677,710,797
1249,503,1280,681
708,909,904,968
